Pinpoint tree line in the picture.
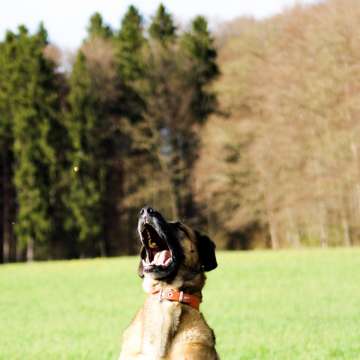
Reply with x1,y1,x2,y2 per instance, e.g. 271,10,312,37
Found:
0,4,219,262
2,0,357,261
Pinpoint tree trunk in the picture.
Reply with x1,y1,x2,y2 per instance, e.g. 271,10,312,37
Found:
350,142,360,222
0,158,3,264
286,208,301,248
340,207,351,247
2,149,16,262
104,156,127,256
268,217,279,249
26,238,34,262
319,211,327,248
264,186,279,249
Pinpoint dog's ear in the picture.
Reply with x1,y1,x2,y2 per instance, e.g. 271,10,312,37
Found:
195,231,217,272
138,246,145,278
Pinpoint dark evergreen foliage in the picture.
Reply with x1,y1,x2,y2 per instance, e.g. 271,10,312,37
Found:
0,25,63,260
149,4,177,42
116,5,145,82
87,12,113,39
0,7,219,262
115,5,146,122
181,16,220,120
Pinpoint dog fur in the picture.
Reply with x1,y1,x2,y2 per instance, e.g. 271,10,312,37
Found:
119,207,219,360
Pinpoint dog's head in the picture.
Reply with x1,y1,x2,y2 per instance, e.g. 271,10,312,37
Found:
137,207,217,281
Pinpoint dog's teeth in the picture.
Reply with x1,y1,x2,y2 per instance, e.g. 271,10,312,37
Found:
147,231,157,248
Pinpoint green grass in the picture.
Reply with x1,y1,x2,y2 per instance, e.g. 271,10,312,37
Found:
1,249,360,359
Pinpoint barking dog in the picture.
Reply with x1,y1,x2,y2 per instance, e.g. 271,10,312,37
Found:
119,206,219,360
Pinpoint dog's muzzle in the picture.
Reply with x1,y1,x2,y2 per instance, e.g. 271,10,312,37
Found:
138,207,179,278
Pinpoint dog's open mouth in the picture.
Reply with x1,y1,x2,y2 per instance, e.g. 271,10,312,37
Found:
140,224,173,271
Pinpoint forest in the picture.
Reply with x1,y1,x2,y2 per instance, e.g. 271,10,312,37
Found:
1,0,359,262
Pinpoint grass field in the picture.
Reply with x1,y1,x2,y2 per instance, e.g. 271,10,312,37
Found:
1,249,360,360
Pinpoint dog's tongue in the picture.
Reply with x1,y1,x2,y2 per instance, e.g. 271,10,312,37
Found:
153,250,171,266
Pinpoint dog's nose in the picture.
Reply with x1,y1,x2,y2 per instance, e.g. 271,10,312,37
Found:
140,206,155,218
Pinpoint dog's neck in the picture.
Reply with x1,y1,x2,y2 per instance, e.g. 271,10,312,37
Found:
141,292,182,358
142,270,205,299
141,273,205,358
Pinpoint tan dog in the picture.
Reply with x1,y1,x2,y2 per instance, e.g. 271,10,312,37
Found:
119,206,219,360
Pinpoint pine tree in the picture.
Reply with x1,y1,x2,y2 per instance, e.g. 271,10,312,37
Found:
181,16,219,120
0,32,18,262
139,13,219,221
65,53,101,256
87,12,113,39
0,38,8,262
115,5,146,122
3,25,60,260
104,6,148,253
65,51,121,257
117,5,145,82
149,4,176,43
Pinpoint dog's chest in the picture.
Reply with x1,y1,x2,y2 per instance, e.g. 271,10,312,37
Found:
142,297,182,358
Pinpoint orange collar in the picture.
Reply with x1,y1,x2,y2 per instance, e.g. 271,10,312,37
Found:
151,288,201,310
